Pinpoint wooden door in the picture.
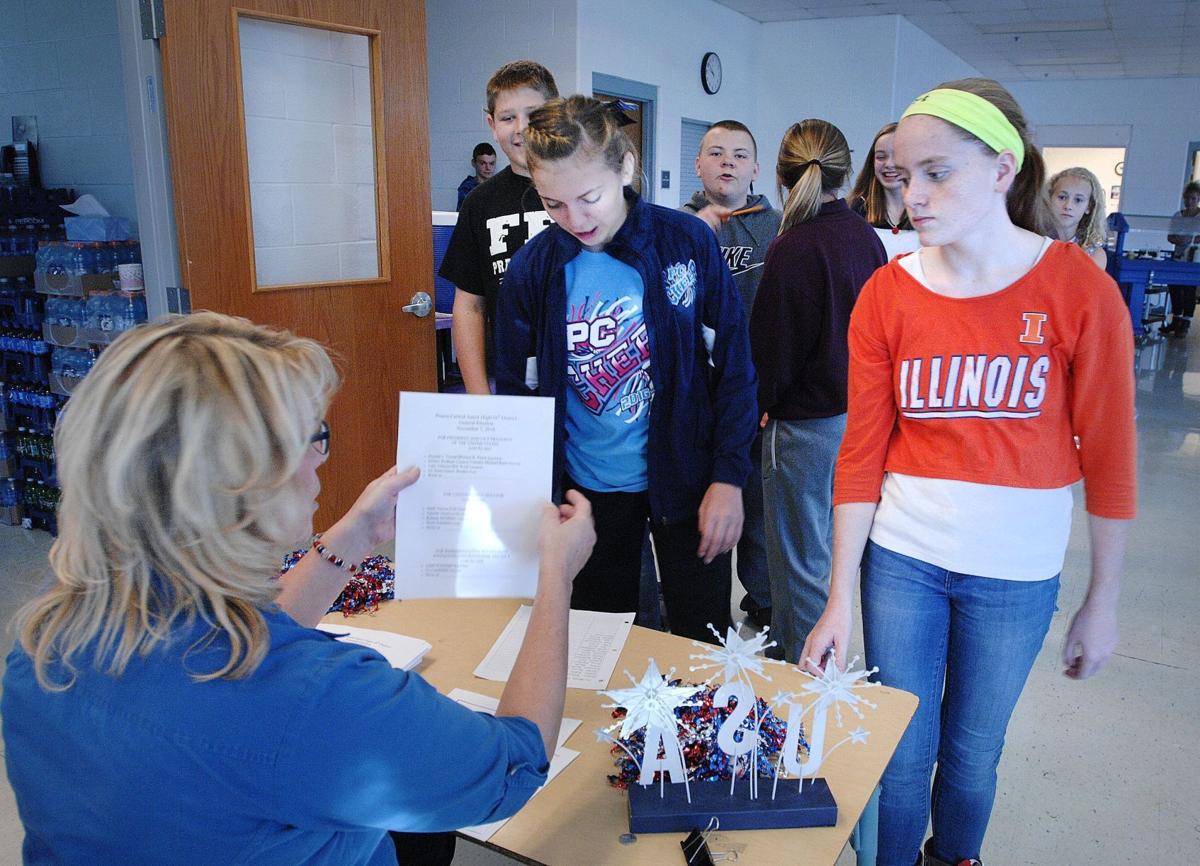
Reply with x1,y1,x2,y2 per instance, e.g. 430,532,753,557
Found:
158,0,435,528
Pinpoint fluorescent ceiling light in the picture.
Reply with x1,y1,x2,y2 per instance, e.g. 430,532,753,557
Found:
980,20,1109,34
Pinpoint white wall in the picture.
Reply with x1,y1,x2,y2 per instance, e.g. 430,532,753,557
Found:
575,0,762,208
892,17,979,116
0,0,137,224
757,15,900,199
1004,77,1200,216
425,0,577,211
756,16,980,202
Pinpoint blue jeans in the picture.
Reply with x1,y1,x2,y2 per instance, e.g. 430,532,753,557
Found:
861,541,1059,866
762,414,846,662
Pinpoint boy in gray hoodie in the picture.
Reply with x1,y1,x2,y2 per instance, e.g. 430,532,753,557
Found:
682,120,782,629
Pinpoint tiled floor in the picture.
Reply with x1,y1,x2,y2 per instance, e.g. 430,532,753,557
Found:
0,329,1196,866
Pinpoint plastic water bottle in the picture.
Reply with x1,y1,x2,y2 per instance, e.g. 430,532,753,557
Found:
93,242,115,275
85,293,116,333
0,478,18,508
116,289,147,331
69,243,90,276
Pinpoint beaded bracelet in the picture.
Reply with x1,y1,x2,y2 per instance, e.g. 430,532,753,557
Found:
310,533,361,576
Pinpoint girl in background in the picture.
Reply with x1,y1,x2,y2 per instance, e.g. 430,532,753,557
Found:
803,79,1135,866
849,123,920,258
496,95,758,644
1163,180,1200,336
1048,166,1108,269
750,119,885,663
849,122,912,232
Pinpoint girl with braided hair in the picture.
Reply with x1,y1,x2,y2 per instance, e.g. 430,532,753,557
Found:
495,95,758,644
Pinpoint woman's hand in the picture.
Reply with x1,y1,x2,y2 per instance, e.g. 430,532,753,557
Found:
799,602,852,674
538,489,595,591
697,481,743,565
1062,597,1119,680
324,465,421,562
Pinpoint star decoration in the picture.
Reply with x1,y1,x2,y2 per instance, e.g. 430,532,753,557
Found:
799,651,879,727
601,659,704,740
768,689,795,710
848,726,869,745
689,624,780,685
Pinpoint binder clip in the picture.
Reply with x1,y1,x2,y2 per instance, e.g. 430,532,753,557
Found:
680,817,736,865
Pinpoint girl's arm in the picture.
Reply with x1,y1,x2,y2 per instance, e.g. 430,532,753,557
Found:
494,247,539,396
696,224,758,492
799,275,896,670
799,501,877,672
1062,267,1136,679
498,491,595,757
693,225,757,560
1062,514,1127,680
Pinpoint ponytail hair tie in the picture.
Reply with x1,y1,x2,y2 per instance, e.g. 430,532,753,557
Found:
800,159,824,170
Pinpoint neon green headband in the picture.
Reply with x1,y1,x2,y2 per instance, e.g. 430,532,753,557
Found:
901,88,1025,170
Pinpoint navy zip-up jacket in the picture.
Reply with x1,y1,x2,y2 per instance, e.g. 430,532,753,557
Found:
496,191,758,525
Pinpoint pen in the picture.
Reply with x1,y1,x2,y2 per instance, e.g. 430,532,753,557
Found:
723,203,766,221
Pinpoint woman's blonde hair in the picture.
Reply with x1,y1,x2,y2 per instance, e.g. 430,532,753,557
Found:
1048,166,1107,250
776,119,852,233
524,95,636,177
848,122,911,229
16,312,338,691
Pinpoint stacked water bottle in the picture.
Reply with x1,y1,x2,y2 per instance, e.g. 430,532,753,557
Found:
1,186,74,531
36,240,145,385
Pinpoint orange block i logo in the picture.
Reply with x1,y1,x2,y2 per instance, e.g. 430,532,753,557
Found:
1019,312,1048,345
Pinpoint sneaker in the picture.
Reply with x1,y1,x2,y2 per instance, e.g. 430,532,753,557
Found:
923,840,983,866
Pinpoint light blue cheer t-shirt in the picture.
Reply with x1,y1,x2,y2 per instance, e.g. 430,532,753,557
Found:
563,250,653,492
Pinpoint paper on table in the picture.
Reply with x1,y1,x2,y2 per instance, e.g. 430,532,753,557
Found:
474,605,635,690
316,624,431,671
394,392,554,599
448,688,581,843
446,688,581,750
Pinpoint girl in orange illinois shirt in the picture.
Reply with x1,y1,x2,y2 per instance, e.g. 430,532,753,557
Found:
801,79,1135,866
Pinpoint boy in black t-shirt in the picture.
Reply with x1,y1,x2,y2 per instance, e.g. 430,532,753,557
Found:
439,61,559,394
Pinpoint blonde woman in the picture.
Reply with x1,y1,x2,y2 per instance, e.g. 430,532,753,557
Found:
2,312,594,865
748,119,886,662
1048,166,1108,268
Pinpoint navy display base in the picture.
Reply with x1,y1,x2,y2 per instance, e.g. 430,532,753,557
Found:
627,777,837,833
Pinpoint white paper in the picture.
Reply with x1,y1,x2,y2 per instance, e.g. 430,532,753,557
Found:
394,392,554,599
473,605,635,690
60,194,110,216
448,688,581,842
316,624,431,671
446,689,581,751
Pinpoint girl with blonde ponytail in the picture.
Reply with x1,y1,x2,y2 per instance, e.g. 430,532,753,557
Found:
748,118,886,664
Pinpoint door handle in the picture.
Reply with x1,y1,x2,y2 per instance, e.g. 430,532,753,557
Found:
402,291,433,318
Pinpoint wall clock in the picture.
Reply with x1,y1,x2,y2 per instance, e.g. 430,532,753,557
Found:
701,52,722,95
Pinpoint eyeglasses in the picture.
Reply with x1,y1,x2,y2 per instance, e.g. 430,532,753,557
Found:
309,420,330,455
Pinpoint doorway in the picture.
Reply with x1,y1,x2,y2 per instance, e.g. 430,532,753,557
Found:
1042,146,1127,214
592,73,657,202
678,118,711,207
